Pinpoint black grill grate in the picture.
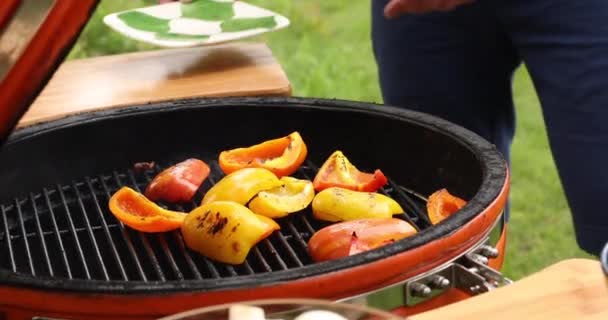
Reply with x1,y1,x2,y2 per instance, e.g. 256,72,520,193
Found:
0,159,430,282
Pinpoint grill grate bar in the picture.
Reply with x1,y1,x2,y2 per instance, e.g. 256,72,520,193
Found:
144,165,203,280
297,214,316,235
85,178,129,281
172,231,203,280
159,234,184,280
252,247,272,272
201,256,221,278
43,189,73,279
387,178,431,229
124,171,167,281
224,265,238,276
1,205,16,272
57,185,91,280
10,224,121,240
285,221,309,265
72,182,110,281
263,239,288,270
377,187,420,232
275,230,303,267
139,168,188,281
241,259,255,275
1,156,433,282
100,176,148,281
29,194,54,277
15,198,35,276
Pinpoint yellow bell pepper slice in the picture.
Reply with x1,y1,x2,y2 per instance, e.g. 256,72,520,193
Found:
312,187,404,222
201,168,281,206
181,201,280,265
248,177,315,218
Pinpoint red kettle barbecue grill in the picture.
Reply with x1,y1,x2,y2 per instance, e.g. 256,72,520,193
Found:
0,1,510,319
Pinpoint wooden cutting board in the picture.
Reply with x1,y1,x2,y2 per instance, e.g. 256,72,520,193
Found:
17,42,291,128
411,259,608,320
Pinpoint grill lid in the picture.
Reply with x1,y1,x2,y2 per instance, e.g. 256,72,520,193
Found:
0,1,98,147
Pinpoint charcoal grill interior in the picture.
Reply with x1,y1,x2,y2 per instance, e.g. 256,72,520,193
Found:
0,97,506,293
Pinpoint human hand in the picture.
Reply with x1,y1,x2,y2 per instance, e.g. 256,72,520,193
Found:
384,0,474,18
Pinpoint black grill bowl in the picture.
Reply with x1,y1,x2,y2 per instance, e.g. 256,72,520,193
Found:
0,97,509,319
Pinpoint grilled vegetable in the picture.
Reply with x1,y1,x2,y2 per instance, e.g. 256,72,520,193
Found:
181,201,279,265
144,158,210,203
109,187,187,232
308,218,417,262
427,188,467,224
248,176,315,218
313,151,387,192
219,131,308,177
312,187,403,222
201,168,281,206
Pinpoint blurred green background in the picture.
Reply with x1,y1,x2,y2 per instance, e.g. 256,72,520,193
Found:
69,0,593,308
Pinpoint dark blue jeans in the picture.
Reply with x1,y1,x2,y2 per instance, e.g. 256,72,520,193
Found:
372,0,608,255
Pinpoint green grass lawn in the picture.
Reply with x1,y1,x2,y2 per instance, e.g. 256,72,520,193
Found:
71,0,592,298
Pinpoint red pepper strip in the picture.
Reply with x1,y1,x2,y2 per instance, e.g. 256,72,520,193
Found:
312,150,388,192
145,158,210,203
308,218,416,262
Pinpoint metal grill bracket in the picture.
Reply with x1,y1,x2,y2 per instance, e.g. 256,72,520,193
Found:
403,238,513,306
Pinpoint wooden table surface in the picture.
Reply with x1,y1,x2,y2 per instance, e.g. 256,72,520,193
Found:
411,259,608,320
17,42,291,128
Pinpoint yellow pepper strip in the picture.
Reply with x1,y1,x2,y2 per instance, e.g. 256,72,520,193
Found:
311,187,404,222
181,201,280,265
248,177,315,218
108,187,187,233
201,168,281,206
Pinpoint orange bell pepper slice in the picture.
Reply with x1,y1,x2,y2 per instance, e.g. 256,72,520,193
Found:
307,218,417,262
109,187,187,233
427,188,467,224
218,131,308,177
145,158,210,203
312,151,388,192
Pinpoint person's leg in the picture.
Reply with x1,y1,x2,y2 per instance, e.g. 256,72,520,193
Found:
496,0,608,255
371,0,520,163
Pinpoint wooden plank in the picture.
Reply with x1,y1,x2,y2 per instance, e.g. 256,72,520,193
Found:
18,42,291,127
411,259,608,320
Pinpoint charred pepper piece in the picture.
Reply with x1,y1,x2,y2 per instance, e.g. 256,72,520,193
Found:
313,151,388,192
181,201,279,264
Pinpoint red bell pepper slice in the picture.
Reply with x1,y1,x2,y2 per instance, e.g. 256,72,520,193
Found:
144,158,210,203
307,218,417,262
312,151,388,192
